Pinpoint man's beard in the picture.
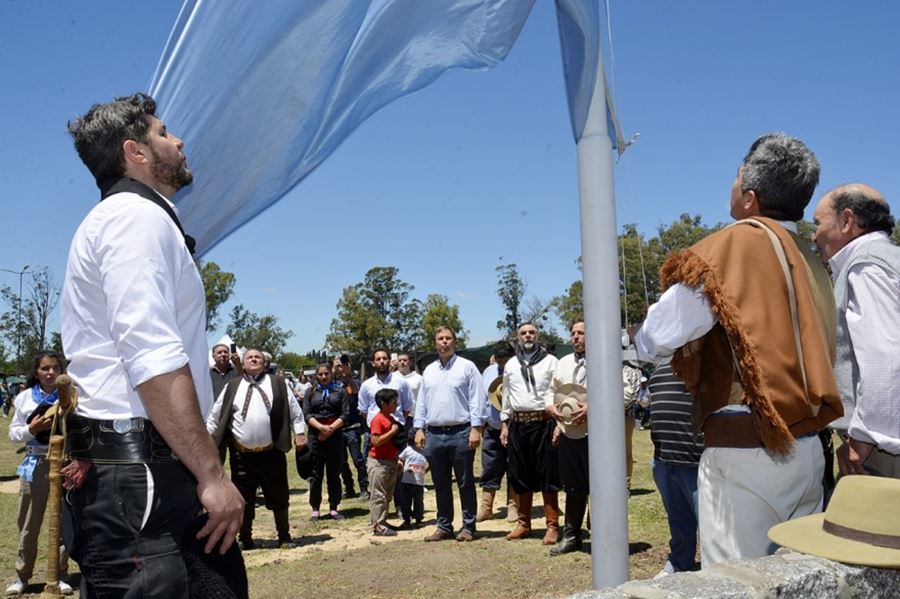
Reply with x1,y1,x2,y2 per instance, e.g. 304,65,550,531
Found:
521,341,536,352
151,148,193,191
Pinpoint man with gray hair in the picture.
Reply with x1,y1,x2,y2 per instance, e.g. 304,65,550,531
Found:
633,133,842,566
812,184,900,479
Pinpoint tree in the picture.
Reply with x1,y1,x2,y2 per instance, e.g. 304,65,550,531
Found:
226,304,293,356
199,261,236,332
326,267,424,359
277,352,317,372
495,263,525,337
1,267,61,370
420,294,468,349
552,280,583,329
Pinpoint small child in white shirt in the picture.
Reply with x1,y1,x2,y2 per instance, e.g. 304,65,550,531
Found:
398,428,428,529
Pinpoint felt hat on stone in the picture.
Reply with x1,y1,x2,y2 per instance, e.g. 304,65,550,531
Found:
768,475,900,568
487,376,503,412
554,383,588,440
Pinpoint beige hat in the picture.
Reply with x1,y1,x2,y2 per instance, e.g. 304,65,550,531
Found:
768,475,900,568
487,376,503,412
554,383,588,440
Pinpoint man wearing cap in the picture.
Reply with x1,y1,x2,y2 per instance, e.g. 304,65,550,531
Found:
548,318,589,555
413,327,484,542
207,349,308,549
633,133,842,566
812,184,900,479
477,341,517,522
500,322,561,545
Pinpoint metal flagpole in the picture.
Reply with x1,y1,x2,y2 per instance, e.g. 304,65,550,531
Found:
577,39,630,588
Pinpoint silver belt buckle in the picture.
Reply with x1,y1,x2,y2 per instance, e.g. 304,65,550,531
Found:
113,418,134,434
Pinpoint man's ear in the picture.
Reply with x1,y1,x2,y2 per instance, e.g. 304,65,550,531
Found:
839,208,856,234
122,139,148,167
743,189,761,216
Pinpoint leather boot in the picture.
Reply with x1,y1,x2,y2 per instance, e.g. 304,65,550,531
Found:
542,491,560,545
476,488,496,522
506,491,533,540
506,483,519,522
549,494,586,556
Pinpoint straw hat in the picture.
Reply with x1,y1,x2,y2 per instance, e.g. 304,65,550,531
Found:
487,376,503,412
554,383,588,440
768,475,900,568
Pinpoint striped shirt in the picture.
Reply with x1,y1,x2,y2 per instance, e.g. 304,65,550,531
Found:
648,363,703,465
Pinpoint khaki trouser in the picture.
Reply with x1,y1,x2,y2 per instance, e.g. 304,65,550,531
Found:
17,457,69,581
368,457,398,528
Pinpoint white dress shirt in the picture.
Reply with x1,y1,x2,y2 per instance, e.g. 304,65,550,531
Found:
501,353,558,420
205,374,306,449
9,388,51,446
831,231,900,454
61,191,213,420
401,370,423,407
413,354,484,428
358,372,412,427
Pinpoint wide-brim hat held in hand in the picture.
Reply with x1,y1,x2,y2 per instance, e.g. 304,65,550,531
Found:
554,383,588,440
768,475,900,568
487,376,503,412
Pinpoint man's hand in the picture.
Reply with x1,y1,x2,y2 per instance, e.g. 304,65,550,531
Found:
295,433,307,450
837,437,875,475
626,323,640,345
571,403,588,425
546,404,563,423
468,427,481,450
551,426,562,447
500,422,509,448
196,474,245,554
414,428,426,451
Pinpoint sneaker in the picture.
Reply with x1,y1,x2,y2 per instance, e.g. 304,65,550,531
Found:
4,580,25,596
359,490,370,501
59,580,74,595
653,560,676,579
310,510,320,522
373,525,397,537
329,510,345,520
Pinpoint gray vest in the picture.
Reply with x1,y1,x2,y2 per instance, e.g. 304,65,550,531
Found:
832,237,900,432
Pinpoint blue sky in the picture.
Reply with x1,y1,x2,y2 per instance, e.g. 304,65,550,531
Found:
2,1,898,354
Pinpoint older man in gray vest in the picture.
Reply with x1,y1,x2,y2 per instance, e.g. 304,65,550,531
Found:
813,183,900,478
207,349,307,548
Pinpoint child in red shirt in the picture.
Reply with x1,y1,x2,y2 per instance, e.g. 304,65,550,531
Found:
368,388,401,536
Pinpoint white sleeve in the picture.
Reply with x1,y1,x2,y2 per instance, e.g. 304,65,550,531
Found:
287,381,307,434
635,283,717,362
9,390,35,444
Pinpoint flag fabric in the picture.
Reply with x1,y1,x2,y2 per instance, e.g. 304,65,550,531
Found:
150,0,605,255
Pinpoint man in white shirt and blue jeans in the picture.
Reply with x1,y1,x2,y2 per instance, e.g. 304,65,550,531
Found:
61,93,245,597
812,183,900,478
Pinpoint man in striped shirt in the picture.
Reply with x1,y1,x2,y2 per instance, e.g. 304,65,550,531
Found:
648,363,704,577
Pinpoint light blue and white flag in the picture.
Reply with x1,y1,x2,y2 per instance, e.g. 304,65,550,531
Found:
150,0,606,255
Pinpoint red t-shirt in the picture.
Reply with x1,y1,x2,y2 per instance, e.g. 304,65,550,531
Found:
369,412,399,460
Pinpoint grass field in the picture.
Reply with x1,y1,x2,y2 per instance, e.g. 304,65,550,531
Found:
0,417,673,598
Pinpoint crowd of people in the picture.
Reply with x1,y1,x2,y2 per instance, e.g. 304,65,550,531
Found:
3,91,897,597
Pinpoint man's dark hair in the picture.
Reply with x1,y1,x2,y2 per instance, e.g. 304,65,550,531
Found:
741,132,820,221
831,187,895,234
570,316,585,329
375,388,399,408
68,93,157,188
492,341,515,360
372,347,390,359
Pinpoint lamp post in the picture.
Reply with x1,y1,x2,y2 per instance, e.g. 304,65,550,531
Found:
0,265,30,373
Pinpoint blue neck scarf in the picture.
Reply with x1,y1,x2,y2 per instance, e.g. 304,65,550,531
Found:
32,385,59,406
317,381,337,399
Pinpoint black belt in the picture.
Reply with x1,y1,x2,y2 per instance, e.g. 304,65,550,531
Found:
426,423,469,434
67,415,177,464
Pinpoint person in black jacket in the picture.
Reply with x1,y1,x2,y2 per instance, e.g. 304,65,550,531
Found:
303,364,350,520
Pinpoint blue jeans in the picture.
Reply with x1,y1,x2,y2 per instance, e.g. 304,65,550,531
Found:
652,459,699,572
341,426,368,493
479,427,507,490
423,426,476,534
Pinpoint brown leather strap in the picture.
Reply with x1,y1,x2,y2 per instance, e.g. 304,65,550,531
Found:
702,412,762,448
823,519,900,550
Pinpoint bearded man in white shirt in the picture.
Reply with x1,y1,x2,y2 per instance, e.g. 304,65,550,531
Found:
207,349,308,549
500,322,561,545
812,184,900,479
61,93,245,597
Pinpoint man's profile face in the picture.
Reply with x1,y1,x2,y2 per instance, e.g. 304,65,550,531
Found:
213,345,229,367
517,324,539,349
143,116,192,192
373,351,390,375
729,166,749,220
243,350,265,376
812,194,849,262
570,322,586,354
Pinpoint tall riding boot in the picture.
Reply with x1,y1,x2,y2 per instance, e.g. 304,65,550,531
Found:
506,483,519,522
542,491,560,545
506,491,533,540
550,494,586,556
274,508,294,546
476,488,496,522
